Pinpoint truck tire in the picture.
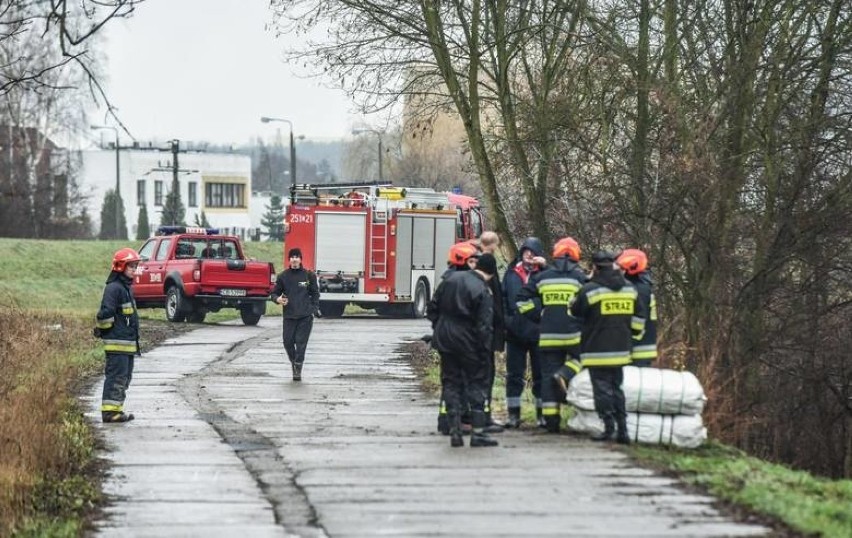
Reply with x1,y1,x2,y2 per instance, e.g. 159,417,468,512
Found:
409,279,429,318
240,307,262,326
319,300,346,318
166,286,187,322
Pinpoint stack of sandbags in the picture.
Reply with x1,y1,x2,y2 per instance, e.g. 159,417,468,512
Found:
565,365,708,448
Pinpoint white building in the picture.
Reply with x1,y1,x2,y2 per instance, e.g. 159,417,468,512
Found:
79,147,258,240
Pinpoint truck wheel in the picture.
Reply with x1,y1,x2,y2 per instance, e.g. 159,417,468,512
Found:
187,309,207,323
410,279,429,318
240,307,262,326
166,287,187,322
319,301,346,318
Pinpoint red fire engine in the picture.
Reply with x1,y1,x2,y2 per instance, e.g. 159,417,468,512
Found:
283,183,485,318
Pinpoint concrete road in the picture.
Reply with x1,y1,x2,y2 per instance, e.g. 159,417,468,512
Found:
87,316,769,537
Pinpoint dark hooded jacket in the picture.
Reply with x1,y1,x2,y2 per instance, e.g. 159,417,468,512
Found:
502,237,544,344
95,271,140,354
427,270,493,361
516,256,588,350
570,267,645,368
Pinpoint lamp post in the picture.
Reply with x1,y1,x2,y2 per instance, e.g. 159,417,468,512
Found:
91,124,122,238
351,127,384,182
260,116,297,193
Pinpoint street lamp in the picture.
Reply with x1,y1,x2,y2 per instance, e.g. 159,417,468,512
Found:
260,116,297,193
351,127,384,182
91,124,122,238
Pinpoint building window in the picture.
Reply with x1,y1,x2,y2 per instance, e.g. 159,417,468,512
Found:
188,181,197,207
205,183,245,208
137,180,146,206
154,180,163,206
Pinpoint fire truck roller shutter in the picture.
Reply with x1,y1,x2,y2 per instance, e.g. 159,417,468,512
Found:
433,217,456,282
315,213,367,274
396,216,413,296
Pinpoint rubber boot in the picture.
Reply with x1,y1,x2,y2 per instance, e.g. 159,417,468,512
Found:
544,414,560,434
616,415,631,445
504,407,521,429
469,410,498,447
449,412,464,447
102,411,134,423
536,406,546,428
591,416,616,442
483,411,504,434
292,362,303,381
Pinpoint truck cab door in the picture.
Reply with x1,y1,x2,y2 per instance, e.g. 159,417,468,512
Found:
135,238,172,300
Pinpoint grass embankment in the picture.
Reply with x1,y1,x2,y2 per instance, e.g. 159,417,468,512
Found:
0,237,287,536
404,340,852,538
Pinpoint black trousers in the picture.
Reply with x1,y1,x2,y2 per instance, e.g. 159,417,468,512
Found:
283,315,313,364
505,340,542,409
440,350,489,423
589,366,626,420
102,352,134,412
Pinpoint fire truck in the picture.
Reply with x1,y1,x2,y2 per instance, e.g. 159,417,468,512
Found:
283,183,485,318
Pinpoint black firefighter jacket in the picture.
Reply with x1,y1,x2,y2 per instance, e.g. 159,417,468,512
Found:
95,271,140,354
570,267,646,368
626,271,658,362
426,270,493,362
271,267,320,319
516,257,588,350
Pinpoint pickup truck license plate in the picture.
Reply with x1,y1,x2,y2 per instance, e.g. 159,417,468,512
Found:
220,288,247,297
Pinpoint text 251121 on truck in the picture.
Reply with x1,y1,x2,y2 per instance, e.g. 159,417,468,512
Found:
132,227,276,325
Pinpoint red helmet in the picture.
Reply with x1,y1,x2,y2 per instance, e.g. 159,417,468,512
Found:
447,242,479,267
552,237,581,262
616,248,648,275
112,247,141,272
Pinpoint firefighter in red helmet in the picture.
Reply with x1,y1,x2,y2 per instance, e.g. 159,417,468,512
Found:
515,237,587,432
435,241,481,435
94,247,141,423
616,249,657,367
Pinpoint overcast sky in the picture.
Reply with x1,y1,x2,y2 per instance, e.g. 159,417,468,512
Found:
94,0,363,146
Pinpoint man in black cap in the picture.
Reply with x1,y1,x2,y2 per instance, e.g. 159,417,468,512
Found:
570,251,645,444
270,248,320,381
428,252,499,447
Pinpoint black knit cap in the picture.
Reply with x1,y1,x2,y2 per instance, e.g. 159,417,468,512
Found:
592,250,615,267
476,253,498,276
288,248,302,259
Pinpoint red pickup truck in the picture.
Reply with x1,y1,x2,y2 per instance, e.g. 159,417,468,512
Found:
133,226,276,325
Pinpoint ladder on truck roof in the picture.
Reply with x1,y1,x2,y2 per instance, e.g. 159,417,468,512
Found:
369,198,390,279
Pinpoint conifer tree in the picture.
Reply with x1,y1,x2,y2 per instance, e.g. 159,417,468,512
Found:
136,205,150,239
261,194,285,241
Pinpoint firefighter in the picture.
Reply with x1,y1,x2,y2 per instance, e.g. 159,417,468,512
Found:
478,231,505,433
94,248,141,423
502,237,547,428
570,251,645,444
271,248,321,381
515,237,587,433
427,253,499,447
435,241,480,435
616,249,658,367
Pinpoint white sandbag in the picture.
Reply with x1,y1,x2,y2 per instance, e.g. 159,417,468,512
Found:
565,366,707,415
567,409,707,449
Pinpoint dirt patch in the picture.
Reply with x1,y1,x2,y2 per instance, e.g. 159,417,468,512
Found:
399,340,440,395
138,320,201,352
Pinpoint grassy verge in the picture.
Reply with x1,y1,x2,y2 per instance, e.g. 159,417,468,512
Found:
401,340,851,538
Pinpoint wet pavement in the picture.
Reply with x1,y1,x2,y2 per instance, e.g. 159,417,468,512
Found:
86,316,769,537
